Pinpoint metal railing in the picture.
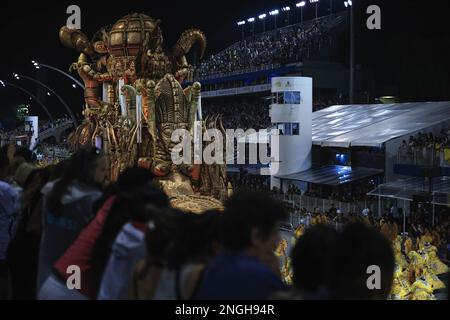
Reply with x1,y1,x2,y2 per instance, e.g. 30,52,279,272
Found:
272,194,376,231
195,63,281,81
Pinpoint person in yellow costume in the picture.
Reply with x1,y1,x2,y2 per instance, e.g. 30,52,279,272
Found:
291,224,305,246
390,276,411,300
392,238,408,270
410,288,436,300
407,251,426,281
404,237,414,256
395,250,408,270
411,274,434,295
294,225,305,238
422,267,446,290
418,233,433,250
444,147,450,163
408,250,425,266
275,239,288,257
417,249,430,266
393,236,402,251
280,256,293,286
426,250,450,275
319,214,327,225
390,222,399,242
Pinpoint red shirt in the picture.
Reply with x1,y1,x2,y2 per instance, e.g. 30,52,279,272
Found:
53,196,116,298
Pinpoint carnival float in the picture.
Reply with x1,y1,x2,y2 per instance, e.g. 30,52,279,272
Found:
59,13,229,213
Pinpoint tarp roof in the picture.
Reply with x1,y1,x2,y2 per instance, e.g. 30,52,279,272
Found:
244,102,450,148
276,165,383,186
312,102,450,148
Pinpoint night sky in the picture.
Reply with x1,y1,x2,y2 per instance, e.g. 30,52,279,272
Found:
1,0,449,128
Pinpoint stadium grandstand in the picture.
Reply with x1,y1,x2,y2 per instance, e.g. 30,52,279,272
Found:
194,12,350,107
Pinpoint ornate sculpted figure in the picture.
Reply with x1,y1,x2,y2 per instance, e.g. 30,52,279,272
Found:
60,13,226,212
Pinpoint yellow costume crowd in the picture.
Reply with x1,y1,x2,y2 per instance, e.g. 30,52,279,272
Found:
274,216,449,300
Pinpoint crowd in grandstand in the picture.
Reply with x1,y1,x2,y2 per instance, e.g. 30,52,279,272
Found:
202,97,271,130
398,129,450,164
201,93,346,131
0,146,448,300
196,17,333,78
229,172,270,192
0,118,72,147
35,142,71,166
38,118,71,132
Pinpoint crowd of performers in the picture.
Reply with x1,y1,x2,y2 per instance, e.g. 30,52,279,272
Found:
275,213,449,300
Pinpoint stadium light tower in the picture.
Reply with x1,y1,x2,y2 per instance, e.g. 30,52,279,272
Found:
0,79,54,121
247,17,256,36
296,2,306,23
237,20,246,40
31,60,85,90
344,0,354,103
310,0,320,19
12,72,78,126
259,13,267,32
269,10,279,29
281,6,291,25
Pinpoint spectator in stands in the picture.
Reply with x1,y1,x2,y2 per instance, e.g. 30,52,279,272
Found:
196,16,334,79
202,97,271,130
196,190,287,299
399,129,450,165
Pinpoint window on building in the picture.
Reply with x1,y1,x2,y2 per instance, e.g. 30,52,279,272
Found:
284,123,292,135
273,123,300,136
292,123,300,135
284,92,301,104
273,91,301,105
277,123,284,135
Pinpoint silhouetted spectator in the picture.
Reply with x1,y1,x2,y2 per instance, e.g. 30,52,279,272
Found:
290,225,339,299
37,147,107,297
330,222,395,300
196,190,287,299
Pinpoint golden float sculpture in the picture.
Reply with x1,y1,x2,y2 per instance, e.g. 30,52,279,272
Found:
59,13,229,213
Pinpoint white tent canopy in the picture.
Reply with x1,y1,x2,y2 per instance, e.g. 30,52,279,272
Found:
312,102,450,148
244,102,450,148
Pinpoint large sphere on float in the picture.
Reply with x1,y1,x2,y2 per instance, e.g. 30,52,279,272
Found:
108,13,161,57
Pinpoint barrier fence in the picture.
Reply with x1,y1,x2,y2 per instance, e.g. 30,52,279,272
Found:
272,194,376,231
